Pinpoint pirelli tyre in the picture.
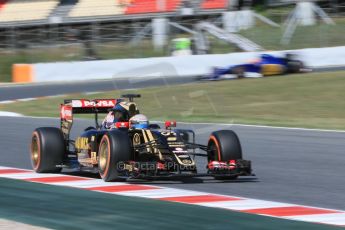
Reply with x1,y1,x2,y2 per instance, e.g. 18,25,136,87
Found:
30,127,65,173
230,66,245,79
98,130,132,182
207,130,243,180
208,130,242,161
286,60,304,73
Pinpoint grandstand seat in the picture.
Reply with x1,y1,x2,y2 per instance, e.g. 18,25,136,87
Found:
125,0,181,14
201,0,227,9
0,0,59,22
0,0,8,10
69,0,125,17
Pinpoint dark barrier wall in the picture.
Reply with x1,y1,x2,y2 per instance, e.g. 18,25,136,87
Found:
60,0,78,5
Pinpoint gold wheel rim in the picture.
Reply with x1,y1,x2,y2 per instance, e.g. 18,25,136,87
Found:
31,136,39,168
209,140,218,161
99,140,108,172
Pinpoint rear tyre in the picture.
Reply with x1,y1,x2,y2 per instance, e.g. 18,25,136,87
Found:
231,66,245,79
30,127,65,173
207,130,243,180
287,60,304,73
98,130,131,182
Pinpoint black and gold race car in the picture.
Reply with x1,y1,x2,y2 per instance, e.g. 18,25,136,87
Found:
30,94,253,182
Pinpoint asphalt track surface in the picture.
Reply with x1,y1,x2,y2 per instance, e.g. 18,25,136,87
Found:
1,66,344,101
1,116,344,211
0,76,196,101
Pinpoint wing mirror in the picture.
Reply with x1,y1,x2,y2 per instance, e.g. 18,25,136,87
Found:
165,121,177,129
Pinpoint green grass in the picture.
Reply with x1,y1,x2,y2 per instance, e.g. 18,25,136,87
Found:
241,18,345,50
1,18,344,82
2,71,345,130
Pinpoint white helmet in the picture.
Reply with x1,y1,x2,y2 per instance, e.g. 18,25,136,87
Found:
129,114,149,129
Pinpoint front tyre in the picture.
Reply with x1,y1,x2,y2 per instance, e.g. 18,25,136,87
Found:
98,130,131,182
287,60,304,73
207,130,243,180
30,127,65,173
207,130,242,162
231,66,245,79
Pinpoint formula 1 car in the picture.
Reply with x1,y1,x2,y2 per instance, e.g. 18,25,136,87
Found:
30,94,253,182
201,53,309,80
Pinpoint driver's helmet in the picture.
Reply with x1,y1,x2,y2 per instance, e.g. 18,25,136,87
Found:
110,102,129,123
129,114,149,129
285,53,297,61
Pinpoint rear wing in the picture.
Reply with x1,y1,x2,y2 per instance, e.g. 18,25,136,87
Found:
61,98,119,119
62,99,118,115
60,99,118,141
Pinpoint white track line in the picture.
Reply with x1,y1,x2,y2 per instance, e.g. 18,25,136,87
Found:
53,179,127,188
177,121,345,133
0,172,61,179
0,112,23,117
288,213,345,225
199,199,296,210
0,100,16,104
115,188,209,198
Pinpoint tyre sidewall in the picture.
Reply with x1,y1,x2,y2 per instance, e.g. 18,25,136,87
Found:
99,130,131,182
31,127,65,173
208,130,242,162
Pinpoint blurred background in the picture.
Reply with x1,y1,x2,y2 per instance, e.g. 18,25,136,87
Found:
0,0,344,82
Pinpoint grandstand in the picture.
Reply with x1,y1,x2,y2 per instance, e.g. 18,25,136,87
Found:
69,0,183,18
69,0,125,18
201,0,228,9
0,0,58,22
125,0,182,14
0,0,343,53
0,0,8,10
0,0,343,26
0,0,230,26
